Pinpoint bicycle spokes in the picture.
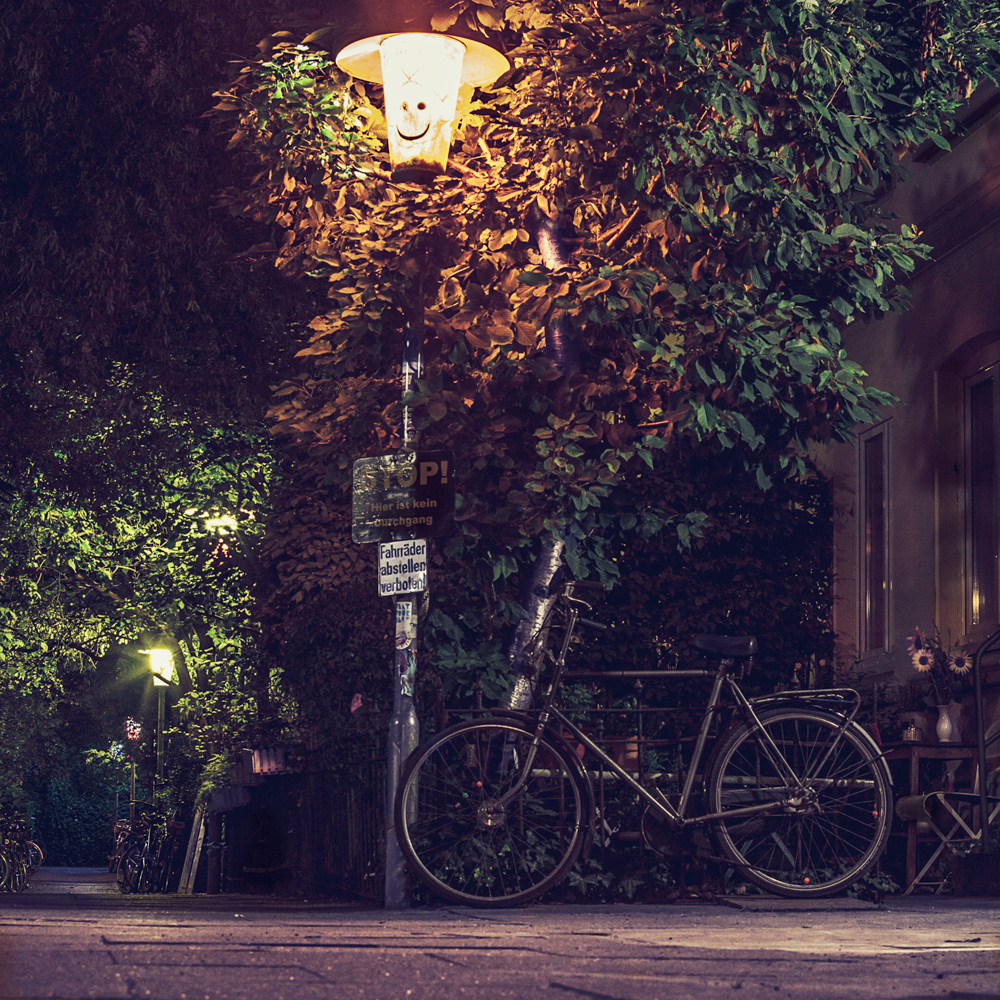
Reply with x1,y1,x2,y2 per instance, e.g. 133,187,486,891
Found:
397,720,587,905
708,708,890,896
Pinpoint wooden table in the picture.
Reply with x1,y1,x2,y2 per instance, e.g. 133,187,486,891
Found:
883,742,978,888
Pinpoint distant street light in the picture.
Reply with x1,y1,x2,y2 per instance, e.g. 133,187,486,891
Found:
140,647,175,784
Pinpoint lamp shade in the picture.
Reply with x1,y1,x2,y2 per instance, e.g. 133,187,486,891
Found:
336,32,510,181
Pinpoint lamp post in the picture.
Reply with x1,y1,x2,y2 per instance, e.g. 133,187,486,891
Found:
336,29,509,908
141,647,175,784
125,717,142,824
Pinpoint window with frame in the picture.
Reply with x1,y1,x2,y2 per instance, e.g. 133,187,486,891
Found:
966,364,1000,630
859,422,889,653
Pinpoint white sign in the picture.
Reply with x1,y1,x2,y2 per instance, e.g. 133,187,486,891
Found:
378,539,428,597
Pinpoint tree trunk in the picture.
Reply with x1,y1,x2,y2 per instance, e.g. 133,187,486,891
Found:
505,206,577,705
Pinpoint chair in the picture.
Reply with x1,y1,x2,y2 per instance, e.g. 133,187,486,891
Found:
894,721,1000,894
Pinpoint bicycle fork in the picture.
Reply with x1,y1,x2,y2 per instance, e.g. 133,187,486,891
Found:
488,604,584,810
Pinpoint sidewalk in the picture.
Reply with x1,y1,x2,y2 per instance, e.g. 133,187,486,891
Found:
25,866,119,895
8,866,370,910
13,867,998,917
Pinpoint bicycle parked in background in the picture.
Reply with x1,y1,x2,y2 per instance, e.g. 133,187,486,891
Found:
1,807,43,892
395,581,892,906
115,804,186,894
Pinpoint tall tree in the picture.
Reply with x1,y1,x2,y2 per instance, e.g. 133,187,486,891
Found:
210,0,999,716
0,0,304,490
0,0,306,800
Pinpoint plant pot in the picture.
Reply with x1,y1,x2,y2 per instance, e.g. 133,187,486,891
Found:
950,852,1000,896
536,735,584,770
612,737,640,772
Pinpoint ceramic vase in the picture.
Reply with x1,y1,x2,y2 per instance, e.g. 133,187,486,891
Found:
935,702,957,743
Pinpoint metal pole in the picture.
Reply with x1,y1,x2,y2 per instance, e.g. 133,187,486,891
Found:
400,308,422,454
156,686,165,784
206,811,221,894
384,308,423,909
385,598,420,907
972,627,1000,853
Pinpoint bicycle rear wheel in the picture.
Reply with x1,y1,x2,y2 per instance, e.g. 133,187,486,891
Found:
25,840,43,874
396,718,589,906
707,707,891,897
5,852,28,892
116,843,142,894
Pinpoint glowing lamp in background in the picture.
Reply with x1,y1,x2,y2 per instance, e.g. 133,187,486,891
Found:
336,31,510,181
142,647,175,688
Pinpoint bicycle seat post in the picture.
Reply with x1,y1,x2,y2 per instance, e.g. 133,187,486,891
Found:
675,654,732,816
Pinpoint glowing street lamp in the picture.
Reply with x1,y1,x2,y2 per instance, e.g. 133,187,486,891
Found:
140,647,175,782
335,27,508,909
336,31,509,181
146,647,175,688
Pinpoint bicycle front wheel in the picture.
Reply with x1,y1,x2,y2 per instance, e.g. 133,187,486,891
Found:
396,718,589,906
707,707,891,897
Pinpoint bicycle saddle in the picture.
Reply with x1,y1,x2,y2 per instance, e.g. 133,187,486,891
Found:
690,634,758,658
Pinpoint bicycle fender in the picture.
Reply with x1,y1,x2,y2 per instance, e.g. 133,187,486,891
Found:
728,703,893,788
749,688,862,717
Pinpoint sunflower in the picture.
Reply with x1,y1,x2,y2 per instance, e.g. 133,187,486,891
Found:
907,626,971,704
948,653,972,675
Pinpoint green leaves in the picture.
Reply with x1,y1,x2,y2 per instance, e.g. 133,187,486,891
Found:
198,0,1000,729
0,400,275,767
517,271,549,286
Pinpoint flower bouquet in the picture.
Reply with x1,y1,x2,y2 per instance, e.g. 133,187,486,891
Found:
906,626,971,706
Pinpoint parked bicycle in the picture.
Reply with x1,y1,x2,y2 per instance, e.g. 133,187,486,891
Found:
25,837,43,875
1,808,42,892
116,804,186,894
395,580,892,905
109,817,132,873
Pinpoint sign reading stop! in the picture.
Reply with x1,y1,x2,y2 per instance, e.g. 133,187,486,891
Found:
351,451,455,544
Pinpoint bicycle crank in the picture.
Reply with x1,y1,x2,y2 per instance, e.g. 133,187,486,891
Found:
640,808,687,855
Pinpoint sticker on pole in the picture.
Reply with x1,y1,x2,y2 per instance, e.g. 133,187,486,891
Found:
378,539,428,597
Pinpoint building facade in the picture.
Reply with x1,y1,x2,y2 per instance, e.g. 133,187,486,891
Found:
820,85,1000,741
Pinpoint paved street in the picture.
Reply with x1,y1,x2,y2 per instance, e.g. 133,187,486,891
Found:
0,870,997,1000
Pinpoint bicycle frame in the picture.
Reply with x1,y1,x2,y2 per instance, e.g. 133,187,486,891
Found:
498,593,867,833
396,583,893,905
